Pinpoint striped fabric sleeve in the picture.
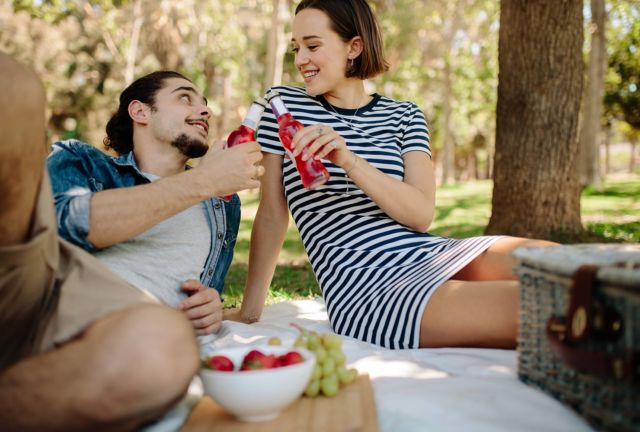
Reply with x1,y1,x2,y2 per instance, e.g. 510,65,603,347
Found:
400,103,431,158
257,95,285,156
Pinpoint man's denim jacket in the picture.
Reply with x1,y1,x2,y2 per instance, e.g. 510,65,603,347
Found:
46,140,240,294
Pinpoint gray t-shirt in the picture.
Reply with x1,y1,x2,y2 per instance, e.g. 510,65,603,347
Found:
95,172,214,346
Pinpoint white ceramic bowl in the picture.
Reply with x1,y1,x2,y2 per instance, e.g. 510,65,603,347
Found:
199,345,315,422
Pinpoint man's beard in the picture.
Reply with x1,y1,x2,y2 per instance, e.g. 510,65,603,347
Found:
171,134,208,158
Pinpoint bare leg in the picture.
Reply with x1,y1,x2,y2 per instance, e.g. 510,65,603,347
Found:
0,54,200,431
452,237,558,281
420,279,519,348
0,305,199,432
419,237,557,348
0,53,47,246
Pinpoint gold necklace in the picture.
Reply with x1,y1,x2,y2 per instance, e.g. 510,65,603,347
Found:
325,93,366,196
326,93,366,129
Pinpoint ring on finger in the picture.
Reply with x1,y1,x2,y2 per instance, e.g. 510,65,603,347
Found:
318,127,324,136
330,140,337,149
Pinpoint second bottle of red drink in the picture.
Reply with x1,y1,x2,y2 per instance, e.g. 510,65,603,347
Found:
222,97,267,202
266,91,330,190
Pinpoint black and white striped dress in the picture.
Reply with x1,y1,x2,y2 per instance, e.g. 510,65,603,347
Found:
257,86,501,349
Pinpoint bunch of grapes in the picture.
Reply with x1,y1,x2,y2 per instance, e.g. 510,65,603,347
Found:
292,325,358,397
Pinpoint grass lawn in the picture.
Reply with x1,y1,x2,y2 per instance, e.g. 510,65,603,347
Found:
221,177,639,307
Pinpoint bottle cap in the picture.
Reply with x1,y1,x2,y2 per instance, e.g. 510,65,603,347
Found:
254,96,268,108
265,90,281,102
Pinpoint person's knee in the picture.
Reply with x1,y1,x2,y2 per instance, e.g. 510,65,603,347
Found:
0,53,46,156
0,54,47,245
113,305,199,390
79,305,199,424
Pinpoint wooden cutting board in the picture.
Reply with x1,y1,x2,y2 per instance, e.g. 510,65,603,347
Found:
181,374,378,432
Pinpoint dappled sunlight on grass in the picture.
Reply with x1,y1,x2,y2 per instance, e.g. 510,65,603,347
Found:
222,262,321,308
431,181,493,238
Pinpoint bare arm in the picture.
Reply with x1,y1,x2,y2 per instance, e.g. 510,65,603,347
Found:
227,153,289,323
340,151,435,232
292,124,436,232
88,141,263,249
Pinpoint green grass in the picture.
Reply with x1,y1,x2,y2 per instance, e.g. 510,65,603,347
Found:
221,177,640,306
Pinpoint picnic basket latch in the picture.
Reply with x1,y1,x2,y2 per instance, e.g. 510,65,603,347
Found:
546,264,638,381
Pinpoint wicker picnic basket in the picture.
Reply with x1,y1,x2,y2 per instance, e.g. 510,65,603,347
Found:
513,244,640,432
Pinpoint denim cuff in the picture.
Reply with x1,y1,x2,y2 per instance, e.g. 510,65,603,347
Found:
60,191,96,252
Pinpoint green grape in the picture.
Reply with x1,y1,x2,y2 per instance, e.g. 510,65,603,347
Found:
336,366,350,385
294,335,307,348
347,368,358,383
329,348,346,366
295,326,354,398
314,346,328,363
307,332,321,350
305,379,320,397
267,336,282,346
312,363,322,380
320,375,339,397
322,333,343,350
322,356,336,376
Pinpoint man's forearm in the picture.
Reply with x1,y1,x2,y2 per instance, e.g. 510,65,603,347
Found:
88,169,212,249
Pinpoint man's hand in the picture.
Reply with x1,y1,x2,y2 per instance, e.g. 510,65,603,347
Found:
177,279,223,335
195,140,265,198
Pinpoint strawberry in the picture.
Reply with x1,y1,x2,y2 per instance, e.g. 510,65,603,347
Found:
279,351,304,366
241,350,266,370
240,352,281,370
206,355,234,372
243,350,266,362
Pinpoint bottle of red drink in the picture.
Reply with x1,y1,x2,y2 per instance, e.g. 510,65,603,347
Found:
266,92,330,190
221,97,267,202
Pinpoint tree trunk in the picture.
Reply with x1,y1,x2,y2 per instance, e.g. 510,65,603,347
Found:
440,0,461,185
578,0,606,187
486,0,584,239
264,0,287,89
441,57,455,184
603,123,611,177
124,0,144,85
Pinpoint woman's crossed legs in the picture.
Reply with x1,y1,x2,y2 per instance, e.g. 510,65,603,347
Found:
420,237,557,348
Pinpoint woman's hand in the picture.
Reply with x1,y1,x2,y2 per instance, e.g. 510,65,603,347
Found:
290,123,355,170
223,307,260,324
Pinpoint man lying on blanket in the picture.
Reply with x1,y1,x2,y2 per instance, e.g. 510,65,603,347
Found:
47,70,265,348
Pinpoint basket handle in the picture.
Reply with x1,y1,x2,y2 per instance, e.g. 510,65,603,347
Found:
547,317,638,380
545,264,638,381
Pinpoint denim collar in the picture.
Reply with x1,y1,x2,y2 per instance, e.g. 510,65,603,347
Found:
112,150,191,176
112,151,137,168
112,151,149,178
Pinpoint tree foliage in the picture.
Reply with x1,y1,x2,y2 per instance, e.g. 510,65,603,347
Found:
0,0,636,183
605,1,640,129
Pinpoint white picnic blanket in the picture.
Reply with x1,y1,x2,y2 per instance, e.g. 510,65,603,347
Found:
146,298,594,432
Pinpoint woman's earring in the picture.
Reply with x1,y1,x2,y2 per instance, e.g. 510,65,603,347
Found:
350,58,354,69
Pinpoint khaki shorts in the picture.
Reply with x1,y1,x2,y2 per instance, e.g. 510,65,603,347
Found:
0,172,155,370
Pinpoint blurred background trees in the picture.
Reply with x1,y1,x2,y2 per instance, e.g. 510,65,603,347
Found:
0,0,500,174
1,0,638,239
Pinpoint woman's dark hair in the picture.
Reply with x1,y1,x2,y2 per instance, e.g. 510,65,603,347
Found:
104,71,190,154
295,0,389,80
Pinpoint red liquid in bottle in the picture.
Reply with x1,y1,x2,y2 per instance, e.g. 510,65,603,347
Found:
268,94,330,190
222,98,266,202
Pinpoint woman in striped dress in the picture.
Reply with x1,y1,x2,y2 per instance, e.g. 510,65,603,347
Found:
232,0,555,349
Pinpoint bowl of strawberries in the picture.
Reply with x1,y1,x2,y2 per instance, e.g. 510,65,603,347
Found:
199,345,315,422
